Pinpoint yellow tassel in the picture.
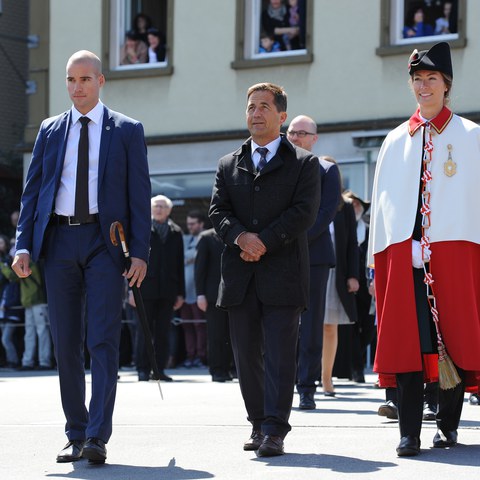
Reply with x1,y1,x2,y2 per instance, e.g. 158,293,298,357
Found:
438,344,461,390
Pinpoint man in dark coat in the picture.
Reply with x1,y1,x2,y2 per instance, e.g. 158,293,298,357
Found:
209,82,321,457
195,228,233,382
133,194,185,382
286,115,341,410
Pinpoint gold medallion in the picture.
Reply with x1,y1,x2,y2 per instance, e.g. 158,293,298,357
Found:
444,144,456,177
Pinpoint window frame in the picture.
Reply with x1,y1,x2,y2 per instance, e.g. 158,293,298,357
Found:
376,0,466,56
232,0,314,70
101,0,174,79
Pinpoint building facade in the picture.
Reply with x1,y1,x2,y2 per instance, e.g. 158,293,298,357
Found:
23,0,480,223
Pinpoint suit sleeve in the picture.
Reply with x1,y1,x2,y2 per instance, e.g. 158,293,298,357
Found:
307,162,341,243
126,122,151,262
258,155,321,253
209,159,248,247
15,121,47,252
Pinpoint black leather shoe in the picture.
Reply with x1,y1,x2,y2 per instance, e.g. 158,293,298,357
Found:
469,393,479,405
378,400,398,420
56,439,85,463
433,429,457,448
157,372,173,382
212,372,232,382
299,392,316,410
138,371,149,381
352,369,365,383
82,437,107,464
257,435,284,457
243,429,264,451
396,435,420,457
423,403,437,421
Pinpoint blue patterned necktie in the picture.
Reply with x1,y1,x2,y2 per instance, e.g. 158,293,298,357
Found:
256,147,269,172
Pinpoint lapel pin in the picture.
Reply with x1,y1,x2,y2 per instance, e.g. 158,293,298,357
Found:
106,126,111,131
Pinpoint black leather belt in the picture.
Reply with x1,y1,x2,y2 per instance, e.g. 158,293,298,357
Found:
50,213,99,226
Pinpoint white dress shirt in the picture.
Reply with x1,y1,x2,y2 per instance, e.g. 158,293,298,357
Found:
251,137,281,169
55,101,104,216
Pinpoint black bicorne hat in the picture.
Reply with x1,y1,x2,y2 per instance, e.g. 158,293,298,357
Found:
408,42,453,78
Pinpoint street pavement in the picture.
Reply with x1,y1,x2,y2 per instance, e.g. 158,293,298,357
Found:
1,366,479,480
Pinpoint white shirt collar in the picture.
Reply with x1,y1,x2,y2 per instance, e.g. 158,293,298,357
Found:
251,136,282,157
71,100,104,126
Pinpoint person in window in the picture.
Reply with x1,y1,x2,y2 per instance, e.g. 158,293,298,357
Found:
261,0,299,51
403,5,434,38
147,28,166,63
131,12,152,48
120,30,147,65
435,1,453,35
368,42,480,457
259,32,282,53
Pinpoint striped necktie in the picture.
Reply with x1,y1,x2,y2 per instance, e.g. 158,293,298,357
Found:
256,147,269,172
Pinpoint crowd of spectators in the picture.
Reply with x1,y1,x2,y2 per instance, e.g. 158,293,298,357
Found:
120,13,166,65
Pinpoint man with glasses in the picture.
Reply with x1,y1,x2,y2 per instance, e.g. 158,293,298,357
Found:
287,115,341,410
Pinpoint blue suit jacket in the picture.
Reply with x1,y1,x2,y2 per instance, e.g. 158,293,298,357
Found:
307,158,341,267
16,105,151,271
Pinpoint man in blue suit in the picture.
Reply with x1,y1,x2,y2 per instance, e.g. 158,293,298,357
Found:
286,115,341,410
12,50,151,464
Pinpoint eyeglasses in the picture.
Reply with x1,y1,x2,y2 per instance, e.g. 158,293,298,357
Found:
286,130,316,138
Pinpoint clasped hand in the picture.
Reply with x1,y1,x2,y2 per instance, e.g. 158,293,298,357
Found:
237,232,266,263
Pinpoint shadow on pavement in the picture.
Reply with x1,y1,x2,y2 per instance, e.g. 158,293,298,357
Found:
46,457,213,479
253,452,397,473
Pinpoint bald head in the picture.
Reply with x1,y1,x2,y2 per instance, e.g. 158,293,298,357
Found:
286,115,318,151
66,50,105,115
66,50,102,76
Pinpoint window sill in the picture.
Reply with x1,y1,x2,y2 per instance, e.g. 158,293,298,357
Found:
105,65,173,80
231,52,313,70
376,37,466,57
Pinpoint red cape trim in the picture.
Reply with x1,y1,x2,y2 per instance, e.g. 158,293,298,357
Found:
408,106,453,136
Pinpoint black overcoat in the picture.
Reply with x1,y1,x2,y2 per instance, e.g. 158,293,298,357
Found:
209,136,321,309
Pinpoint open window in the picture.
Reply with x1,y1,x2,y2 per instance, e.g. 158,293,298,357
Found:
102,0,173,78
377,0,466,56
232,0,313,69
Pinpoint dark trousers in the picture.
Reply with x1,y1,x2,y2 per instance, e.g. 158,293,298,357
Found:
228,280,301,438
44,223,124,443
396,368,465,437
135,298,173,373
296,264,329,394
180,303,207,361
206,304,233,376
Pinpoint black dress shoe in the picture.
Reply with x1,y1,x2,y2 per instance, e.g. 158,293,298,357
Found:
56,439,85,463
469,393,480,405
299,392,316,410
212,372,232,382
396,435,420,457
157,372,173,382
243,429,264,451
82,437,107,464
378,400,398,420
257,435,284,457
423,403,437,421
138,371,149,381
433,429,457,448
352,370,365,383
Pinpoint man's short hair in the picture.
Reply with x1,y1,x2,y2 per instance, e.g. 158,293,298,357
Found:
186,209,206,223
247,82,287,113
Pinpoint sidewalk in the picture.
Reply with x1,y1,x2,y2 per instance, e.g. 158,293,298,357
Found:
1,367,479,480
